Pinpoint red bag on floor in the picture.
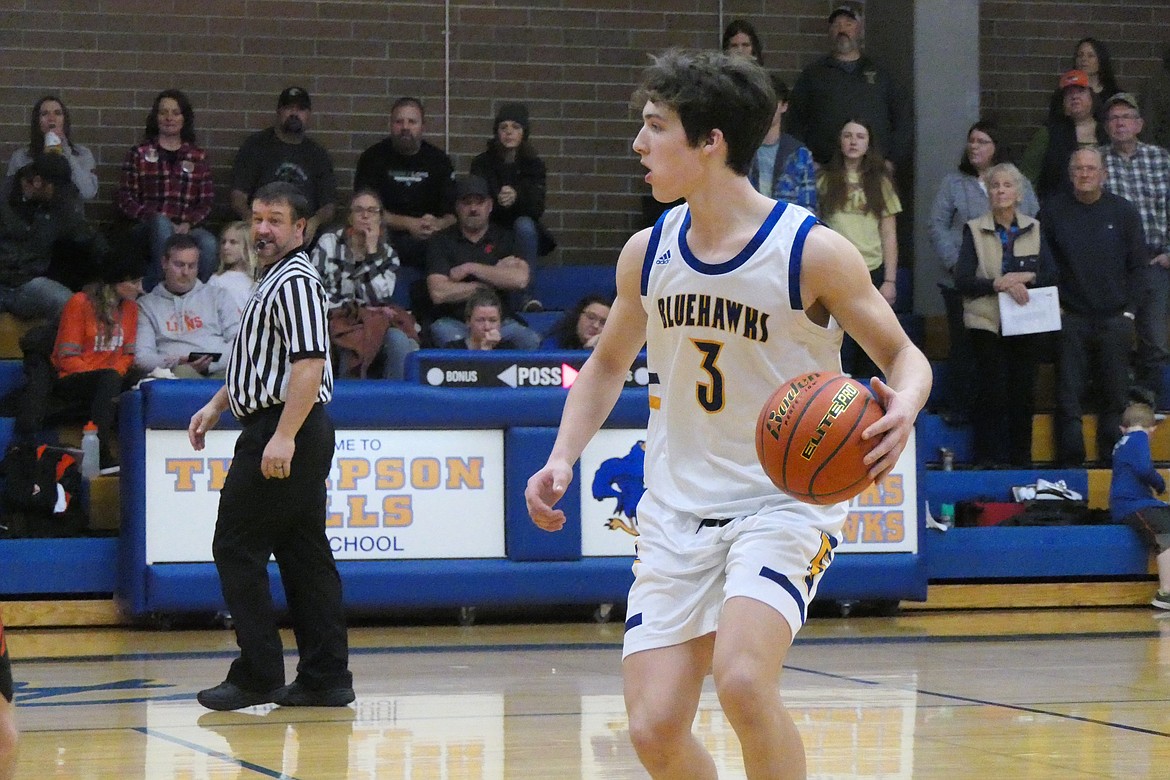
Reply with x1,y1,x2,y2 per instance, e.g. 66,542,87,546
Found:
954,501,1026,527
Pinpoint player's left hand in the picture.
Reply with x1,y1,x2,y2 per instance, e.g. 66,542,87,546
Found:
859,377,916,482
188,403,221,451
261,433,296,480
526,461,573,532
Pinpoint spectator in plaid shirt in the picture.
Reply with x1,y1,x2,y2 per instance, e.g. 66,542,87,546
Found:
1100,92,1170,408
115,89,217,291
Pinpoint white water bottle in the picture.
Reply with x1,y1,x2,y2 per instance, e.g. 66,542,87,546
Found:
81,421,100,480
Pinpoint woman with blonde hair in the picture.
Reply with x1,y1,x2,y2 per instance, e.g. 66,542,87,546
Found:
207,221,256,315
50,257,145,469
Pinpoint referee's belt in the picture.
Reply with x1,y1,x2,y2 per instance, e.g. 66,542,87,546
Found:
238,403,285,427
237,401,323,427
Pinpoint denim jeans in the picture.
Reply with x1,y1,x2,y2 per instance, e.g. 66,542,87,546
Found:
0,277,74,320
380,327,419,380
511,216,539,263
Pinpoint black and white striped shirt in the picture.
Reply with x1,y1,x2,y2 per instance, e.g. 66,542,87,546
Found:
226,248,332,419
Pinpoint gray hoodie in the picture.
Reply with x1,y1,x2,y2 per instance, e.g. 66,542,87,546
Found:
136,279,239,374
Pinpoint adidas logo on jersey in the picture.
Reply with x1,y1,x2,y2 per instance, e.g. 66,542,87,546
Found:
656,249,671,264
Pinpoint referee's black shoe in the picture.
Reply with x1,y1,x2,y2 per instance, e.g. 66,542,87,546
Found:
272,680,356,707
197,680,279,711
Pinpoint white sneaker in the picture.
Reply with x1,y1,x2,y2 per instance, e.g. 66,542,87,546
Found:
1151,590,1170,610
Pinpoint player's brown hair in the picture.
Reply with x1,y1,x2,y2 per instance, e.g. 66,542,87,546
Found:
633,49,775,176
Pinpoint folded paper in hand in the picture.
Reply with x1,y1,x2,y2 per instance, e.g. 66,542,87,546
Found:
999,286,1061,336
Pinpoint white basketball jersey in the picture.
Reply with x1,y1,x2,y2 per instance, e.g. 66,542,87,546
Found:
640,201,845,519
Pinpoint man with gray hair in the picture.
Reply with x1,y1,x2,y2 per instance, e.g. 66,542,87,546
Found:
1100,92,1170,408
1040,147,1148,466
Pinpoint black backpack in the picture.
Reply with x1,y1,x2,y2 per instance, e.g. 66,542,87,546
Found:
998,499,1110,527
0,442,88,537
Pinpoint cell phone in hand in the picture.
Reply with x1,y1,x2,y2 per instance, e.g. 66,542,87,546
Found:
188,352,222,362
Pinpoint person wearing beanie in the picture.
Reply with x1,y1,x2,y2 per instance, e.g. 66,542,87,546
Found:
354,96,456,271
470,101,556,292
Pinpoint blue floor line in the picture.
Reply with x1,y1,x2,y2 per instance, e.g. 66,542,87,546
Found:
10,628,1161,666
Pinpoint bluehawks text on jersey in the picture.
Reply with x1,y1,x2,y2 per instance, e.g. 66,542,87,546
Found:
654,293,770,342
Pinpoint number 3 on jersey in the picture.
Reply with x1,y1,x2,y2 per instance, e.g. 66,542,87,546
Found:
691,339,725,413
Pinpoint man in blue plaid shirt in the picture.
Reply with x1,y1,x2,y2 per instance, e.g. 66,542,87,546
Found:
1101,92,1170,408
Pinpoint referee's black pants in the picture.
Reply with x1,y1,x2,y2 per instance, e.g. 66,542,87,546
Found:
212,403,351,693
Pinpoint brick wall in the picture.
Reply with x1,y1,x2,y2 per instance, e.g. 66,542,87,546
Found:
0,0,829,267
5,2,1165,267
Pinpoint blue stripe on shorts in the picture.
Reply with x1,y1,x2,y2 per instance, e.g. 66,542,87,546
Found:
759,566,807,625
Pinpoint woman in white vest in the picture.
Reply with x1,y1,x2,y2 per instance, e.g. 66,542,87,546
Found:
955,163,1058,467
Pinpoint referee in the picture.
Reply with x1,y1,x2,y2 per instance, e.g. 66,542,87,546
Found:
188,181,353,711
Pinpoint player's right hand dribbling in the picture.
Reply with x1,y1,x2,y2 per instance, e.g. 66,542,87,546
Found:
525,462,573,532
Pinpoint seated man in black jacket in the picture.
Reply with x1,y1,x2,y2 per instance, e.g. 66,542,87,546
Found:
0,154,97,319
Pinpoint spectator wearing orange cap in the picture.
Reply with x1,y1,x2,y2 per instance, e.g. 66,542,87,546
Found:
1022,69,1109,204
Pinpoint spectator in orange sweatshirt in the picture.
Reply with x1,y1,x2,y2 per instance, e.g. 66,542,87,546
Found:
51,256,144,468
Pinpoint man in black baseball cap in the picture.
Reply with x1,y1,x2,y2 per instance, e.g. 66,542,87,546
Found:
787,1,911,169
454,174,492,201
423,173,541,349
278,86,311,111
229,86,337,243
828,4,859,24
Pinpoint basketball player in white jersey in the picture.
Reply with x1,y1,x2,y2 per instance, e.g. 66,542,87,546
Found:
526,50,931,779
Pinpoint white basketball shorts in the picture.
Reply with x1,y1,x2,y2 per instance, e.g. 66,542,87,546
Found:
623,491,844,659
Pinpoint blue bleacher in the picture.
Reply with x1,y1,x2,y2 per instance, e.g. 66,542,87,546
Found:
521,310,563,339
392,265,421,308
918,411,974,465
915,410,1150,581
531,265,616,311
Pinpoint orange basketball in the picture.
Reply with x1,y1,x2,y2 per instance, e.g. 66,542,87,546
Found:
755,371,883,505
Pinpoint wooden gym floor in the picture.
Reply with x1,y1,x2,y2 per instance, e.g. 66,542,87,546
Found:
5,606,1170,778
